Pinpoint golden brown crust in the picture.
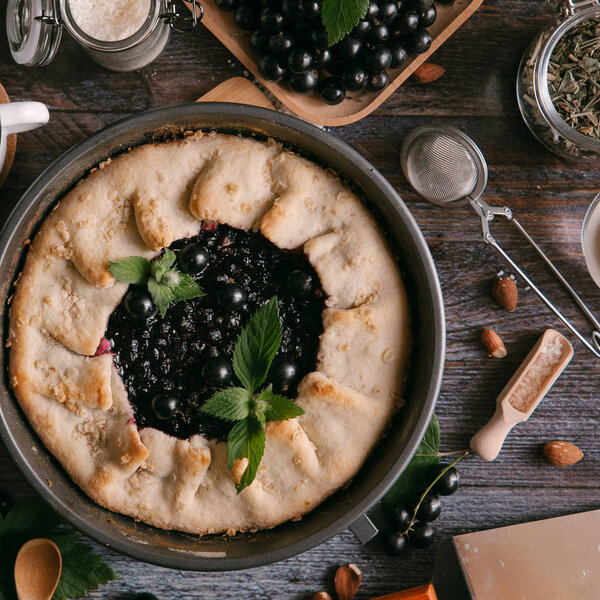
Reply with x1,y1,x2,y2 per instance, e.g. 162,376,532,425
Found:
8,132,410,535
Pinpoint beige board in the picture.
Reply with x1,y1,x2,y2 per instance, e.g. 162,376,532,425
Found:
454,510,600,599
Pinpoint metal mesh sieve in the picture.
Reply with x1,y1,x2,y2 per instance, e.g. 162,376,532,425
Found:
402,129,482,205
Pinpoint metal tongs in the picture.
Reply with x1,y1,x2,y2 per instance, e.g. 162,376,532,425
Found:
400,124,600,357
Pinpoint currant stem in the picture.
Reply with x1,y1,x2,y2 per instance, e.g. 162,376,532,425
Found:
401,450,470,536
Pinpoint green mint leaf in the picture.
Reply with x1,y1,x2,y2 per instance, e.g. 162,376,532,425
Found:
382,414,441,510
232,296,281,392
321,0,369,46
171,272,205,301
51,533,118,600
147,278,174,318
256,388,305,422
108,256,151,284
200,388,252,421
151,248,177,282
227,416,265,493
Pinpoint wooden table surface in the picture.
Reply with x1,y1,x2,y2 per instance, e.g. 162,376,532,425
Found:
2,2,600,598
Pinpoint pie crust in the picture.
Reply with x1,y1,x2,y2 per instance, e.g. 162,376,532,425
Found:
7,131,411,535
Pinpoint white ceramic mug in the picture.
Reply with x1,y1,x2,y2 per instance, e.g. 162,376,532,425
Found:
0,102,49,175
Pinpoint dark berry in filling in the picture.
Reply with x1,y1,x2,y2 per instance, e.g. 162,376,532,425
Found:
105,225,325,441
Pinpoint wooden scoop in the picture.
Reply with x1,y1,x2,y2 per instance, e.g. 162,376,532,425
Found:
471,329,574,461
14,538,62,600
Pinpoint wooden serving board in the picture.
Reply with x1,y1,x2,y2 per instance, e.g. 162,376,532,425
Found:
188,0,483,126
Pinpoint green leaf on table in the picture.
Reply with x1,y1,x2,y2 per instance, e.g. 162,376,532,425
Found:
200,388,252,421
382,414,441,509
232,296,281,392
171,272,205,301
51,534,118,600
258,387,305,422
108,256,151,284
227,416,266,493
150,248,177,282
322,0,369,46
147,278,174,318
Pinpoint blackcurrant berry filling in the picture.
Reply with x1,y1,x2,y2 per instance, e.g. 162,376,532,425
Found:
105,225,325,442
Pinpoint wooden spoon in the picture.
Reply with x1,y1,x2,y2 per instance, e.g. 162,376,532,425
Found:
14,538,62,600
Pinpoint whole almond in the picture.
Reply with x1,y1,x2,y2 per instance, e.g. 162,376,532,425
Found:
481,328,507,358
334,564,362,600
492,276,518,311
308,593,332,600
412,63,446,84
543,441,583,467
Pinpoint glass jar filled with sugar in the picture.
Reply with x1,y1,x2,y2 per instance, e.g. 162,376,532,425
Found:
7,0,202,71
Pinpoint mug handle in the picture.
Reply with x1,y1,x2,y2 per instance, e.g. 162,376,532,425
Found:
1,102,49,135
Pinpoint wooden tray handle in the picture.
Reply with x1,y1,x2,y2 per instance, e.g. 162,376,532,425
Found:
370,583,437,600
197,77,275,110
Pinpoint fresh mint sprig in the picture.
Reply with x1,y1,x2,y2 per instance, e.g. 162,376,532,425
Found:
201,296,305,493
322,0,369,46
109,248,204,318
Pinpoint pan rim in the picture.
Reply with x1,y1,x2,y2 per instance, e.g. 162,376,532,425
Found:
0,102,445,570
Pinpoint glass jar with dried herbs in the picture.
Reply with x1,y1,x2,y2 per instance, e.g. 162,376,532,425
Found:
517,1,600,161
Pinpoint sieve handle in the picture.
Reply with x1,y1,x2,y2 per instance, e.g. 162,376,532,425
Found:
470,198,600,358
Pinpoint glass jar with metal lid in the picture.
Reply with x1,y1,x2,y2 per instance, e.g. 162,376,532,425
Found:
7,0,202,72
517,0,600,161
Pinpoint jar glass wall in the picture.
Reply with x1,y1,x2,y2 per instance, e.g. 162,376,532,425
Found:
517,5,600,161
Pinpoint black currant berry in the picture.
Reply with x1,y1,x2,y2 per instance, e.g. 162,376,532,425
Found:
365,0,379,21
313,48,334,70
309,28,329,49
388,505,411,529
258,55,286,81
352,19,371,38
270,359,298,387
343,65,368,91
260,8,285,31
289,70,319,94
416,493,442,522
124,288,157,320
410,522,434,549
336,36,362,60
287,269,314,294
178,243,208,275
287,49,313,73
249,29,270,55
391,43,408,67
393,12,419,37
434,466,460,496
268,31,295,54
406,28,432,54
301,0,321,18
419,5,436,27
378,1,398,24
152,393,179,420
216,283,246,310
233,3,259,30
366,46,392,72
368,71,389,91
383,530,408,555
202,358,232,387
367,24,390,44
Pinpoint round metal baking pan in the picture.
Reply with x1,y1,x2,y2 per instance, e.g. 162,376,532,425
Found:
0,103,445,570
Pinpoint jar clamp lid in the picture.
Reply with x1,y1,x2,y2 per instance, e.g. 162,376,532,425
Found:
6,0,202,67
7,0,62,66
